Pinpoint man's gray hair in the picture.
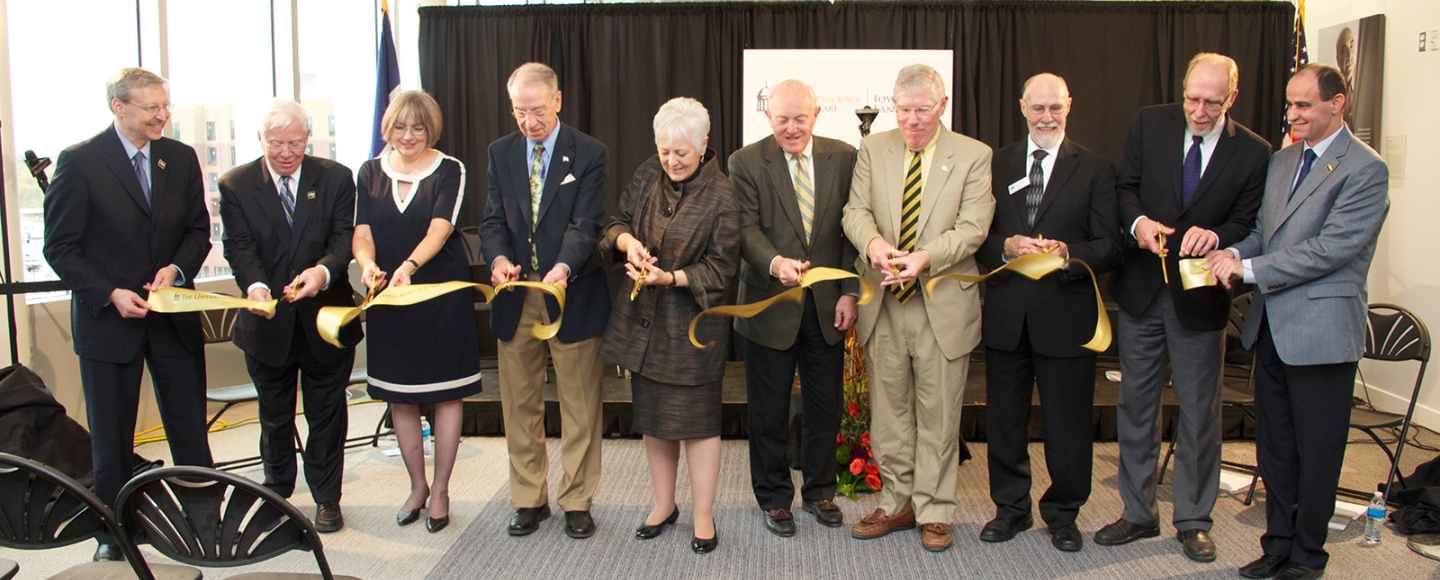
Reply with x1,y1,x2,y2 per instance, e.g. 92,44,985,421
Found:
105,67,168,110
767,79,818,111
653,97,710,152
893,64,946,103
507,62,560,96
258,98,311,135
1185,52,1239,95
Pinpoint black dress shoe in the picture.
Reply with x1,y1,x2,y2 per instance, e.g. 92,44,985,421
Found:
427,515,449,533
315,502,344,533
1050,523,1084,552
1093,518,1160,546
764,508,796,537
1177,529,1217,562
565,510,596,539
397,494,428,527
508,504,551,536
691,529,718,554
1238,554,1291,579
1274,563,1323,580
635,507,680,540
801,499,844,527
93,543,124,562
979,513,1034,543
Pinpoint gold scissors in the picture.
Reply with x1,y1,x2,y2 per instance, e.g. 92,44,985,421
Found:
630,248,652,301
1156,231,1170,284
281,275,303,303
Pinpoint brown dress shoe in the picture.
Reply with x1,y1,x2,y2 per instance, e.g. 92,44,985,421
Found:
851,507,916,539
921,522,953,552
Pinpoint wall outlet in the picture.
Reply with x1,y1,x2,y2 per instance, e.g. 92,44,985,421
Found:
1431,29,1438,51
1424,31,1429,52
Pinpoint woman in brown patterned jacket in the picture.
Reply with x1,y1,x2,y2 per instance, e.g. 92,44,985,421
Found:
599,97,739,554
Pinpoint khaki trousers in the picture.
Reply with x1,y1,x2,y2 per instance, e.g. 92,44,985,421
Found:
866,291,969,524
498,284,604,511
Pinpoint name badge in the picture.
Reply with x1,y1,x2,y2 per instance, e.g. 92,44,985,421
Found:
1007,177,1030,195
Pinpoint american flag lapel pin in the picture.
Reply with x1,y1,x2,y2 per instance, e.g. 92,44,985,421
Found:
307,191,316,199
1325,163,1334,172
157,159,166,170
563,156,570,162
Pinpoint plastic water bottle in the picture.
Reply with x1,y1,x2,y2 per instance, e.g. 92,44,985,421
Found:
420,416,434,458
1361,491,1385,546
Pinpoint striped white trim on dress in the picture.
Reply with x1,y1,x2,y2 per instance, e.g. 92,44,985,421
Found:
368,370,482,393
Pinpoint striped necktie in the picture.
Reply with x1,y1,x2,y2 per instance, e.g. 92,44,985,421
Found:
530,143,545,271
794,153,814,243
891,151,922,304
1025,150,1048,227
280,176,295,227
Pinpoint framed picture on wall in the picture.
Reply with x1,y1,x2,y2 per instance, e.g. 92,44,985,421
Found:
1319,15,1385,151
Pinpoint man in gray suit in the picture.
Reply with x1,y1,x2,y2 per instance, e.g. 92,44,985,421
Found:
1207,62,1389,580
730,79,858,537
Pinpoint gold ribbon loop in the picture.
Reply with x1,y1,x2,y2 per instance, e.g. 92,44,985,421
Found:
316,280,565,348
1178,258,1216,290
922,252,1111,353
687,266,873,349
147,287,277,315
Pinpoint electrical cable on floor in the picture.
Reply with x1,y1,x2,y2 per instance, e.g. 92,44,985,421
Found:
133,398,385,445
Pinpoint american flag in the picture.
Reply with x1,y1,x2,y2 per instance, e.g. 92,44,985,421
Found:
1282,0,1309,146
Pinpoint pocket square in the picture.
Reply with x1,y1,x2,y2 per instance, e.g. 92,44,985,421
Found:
561,173,577,185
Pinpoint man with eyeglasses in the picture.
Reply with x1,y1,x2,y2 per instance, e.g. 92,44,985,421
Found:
1099,52,1271,563
842,63,994,552
480,62,610,539
43,67,213,562
216,98,362,533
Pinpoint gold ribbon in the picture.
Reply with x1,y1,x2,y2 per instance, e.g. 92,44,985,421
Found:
687,267,873,349
1178,258,1216,289
146,287,277,315
316,280,566,348
922,252,1112,352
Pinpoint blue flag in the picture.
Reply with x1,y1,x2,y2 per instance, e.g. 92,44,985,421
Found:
371,1,400,158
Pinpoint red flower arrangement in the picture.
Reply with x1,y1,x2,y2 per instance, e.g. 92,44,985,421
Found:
835,329,879,499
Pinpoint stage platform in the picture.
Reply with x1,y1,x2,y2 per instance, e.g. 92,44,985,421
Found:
453,355,1258,443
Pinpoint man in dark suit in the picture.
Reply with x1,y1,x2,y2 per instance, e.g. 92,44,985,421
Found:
730,79,859,537
218,99,361,533
42,67,213,561
976,73,1121,553
480,62,610,539
1208,63,1389,580
1099,53,1271,562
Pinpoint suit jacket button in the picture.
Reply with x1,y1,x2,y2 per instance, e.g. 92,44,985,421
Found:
640,318,650,328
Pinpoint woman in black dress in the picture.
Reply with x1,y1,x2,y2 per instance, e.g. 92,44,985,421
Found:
353,90,480,534
600,97,740,553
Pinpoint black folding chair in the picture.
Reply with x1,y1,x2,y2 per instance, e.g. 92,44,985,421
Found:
1345,303,1431,503
117,466,359,580
0,452,199,580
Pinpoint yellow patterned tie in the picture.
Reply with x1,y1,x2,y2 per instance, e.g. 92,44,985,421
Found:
529,143,544,271
891,151,922,304
794,153,815,243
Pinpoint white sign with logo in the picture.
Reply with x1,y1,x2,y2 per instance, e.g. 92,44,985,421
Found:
741,49,955,149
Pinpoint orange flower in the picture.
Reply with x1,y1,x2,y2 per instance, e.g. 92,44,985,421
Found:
850,458,865,476
866,474,882,490
865,461,879,476
860,432,871,447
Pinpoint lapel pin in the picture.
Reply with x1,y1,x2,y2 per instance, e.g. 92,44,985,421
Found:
157,159,166,170
306,191,316,199
941,165,950,172
562,156,570,162
1325,163,1334,172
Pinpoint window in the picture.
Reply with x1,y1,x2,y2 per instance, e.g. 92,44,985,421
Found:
207,147,217,165
328,115,335,136
210,223,222,243
205,121,216,141
329,142,336,160
208,172,218,191
230,147,236,166
229,119,235,139
305,144,314,156
299,0,375,171
7,0,140,298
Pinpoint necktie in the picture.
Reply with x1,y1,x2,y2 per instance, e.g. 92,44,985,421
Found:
794,153,815,243
280,176,295,227
1025,150,1048,227
1290,148,1318,201
891,151,922,304
529,143,545,271
1181,135,1203,206
132,151,150,207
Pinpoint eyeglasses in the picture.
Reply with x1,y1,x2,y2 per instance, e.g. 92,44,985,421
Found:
265,140,306,153
1183,95,1228,113
125,101,173,116
511,108,551,120
895,104,937,117
390,124,427,136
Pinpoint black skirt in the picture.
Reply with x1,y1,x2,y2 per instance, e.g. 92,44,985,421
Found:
630,374,722,440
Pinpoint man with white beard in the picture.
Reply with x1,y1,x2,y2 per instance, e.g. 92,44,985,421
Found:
974,72,1121,553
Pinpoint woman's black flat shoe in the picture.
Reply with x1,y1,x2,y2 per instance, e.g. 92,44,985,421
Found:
427,515,449,533
691,530,718,554
635,507,680,539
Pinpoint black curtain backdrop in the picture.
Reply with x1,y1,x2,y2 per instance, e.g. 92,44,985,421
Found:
418,1,1293,228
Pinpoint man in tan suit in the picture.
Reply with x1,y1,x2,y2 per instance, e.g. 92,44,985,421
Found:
842,63,995,552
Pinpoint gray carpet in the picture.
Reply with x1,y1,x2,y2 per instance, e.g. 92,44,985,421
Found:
427,437,1440,579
